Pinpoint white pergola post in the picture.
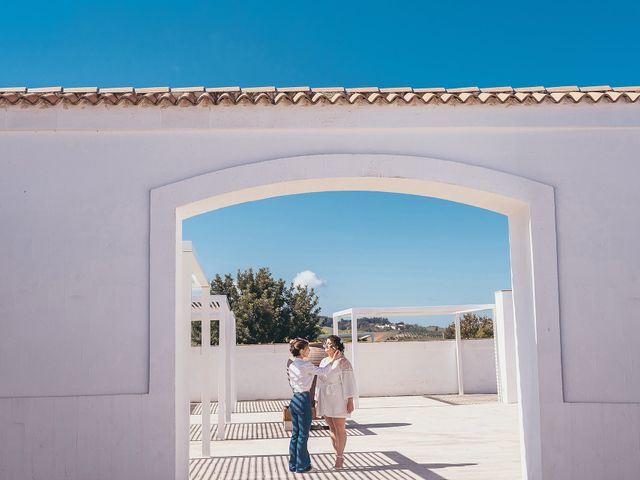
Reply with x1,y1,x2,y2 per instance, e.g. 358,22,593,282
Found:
495,290,518,403
454,313,465,395
229,313,237,412
223,308,233,423
200,297,212,456
332,313,339,335
216,303,228,440
493,306,501,401
350,309,360,407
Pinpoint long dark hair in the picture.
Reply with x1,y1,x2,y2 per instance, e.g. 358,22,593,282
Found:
326,334,345,353
289,338,309,357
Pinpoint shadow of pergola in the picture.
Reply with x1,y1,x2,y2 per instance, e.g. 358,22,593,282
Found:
190,420,410,441
191,400,290,415
189,451,475,479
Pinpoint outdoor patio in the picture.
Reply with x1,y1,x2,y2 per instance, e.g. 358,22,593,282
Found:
189,395,522,480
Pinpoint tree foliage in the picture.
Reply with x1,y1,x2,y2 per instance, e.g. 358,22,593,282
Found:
444,313,494,340
191,267,322,345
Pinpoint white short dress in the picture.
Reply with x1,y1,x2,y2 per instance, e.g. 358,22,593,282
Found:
315,355,357,418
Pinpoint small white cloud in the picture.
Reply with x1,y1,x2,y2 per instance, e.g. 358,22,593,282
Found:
293,270,326,289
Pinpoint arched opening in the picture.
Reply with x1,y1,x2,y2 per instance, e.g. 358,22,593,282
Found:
150,154,562,480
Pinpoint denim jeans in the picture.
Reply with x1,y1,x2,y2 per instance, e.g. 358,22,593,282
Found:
288,391,312,472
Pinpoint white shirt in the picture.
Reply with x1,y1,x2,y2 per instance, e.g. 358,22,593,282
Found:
288,357,333,393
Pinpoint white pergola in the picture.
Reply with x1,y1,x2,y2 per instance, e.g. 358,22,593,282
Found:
332,304,495,404
183,242,237,456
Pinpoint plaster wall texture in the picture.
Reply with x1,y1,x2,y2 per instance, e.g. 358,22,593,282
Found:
1,102,640,480
188,340,496,402
496,290,519,403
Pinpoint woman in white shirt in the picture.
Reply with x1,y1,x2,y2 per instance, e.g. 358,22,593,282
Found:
287,338,334,474
316,335,357,469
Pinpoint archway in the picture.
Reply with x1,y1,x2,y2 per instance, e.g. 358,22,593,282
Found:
149,153,562,480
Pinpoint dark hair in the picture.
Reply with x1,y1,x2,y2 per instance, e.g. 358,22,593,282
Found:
289,338,309,357
326,335,345,353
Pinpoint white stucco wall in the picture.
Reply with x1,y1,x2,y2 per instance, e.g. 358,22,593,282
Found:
188,340,496,402
1,101,640,480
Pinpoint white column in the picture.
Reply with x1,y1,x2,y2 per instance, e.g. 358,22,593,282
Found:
495,290,518,403
492,307,502,399
177,246,191,469
229,313,237,412
332,314,339,335
224,309,232,423
454,314,465,395
200,297,211,456
350,309,359,407
217,308,228,440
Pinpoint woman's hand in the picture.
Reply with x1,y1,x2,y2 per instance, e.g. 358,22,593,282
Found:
346,398,354,413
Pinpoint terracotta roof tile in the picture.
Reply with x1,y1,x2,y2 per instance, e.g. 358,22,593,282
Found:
345,87,380,93
135,87,170,94
514,86,545,92
1,86,639,107
482,87,514,93
414,87,446,93
172,87,205,92
242,86,276,93
27,86,63,93
547,86,579,93
446,87,480,93
277,86,310,92
99,87,134,93
580,85,612,92
380,87,413,93
63,87,98,93
206,86,240,92
0,87,27,93
613,86,640,92
314,87,345,93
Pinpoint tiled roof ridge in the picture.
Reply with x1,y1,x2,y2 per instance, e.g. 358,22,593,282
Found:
1,85,639,106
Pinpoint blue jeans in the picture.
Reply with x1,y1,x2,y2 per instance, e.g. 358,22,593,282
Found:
288,392,312,472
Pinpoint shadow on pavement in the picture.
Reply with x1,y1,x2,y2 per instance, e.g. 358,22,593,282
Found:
189,450,476,479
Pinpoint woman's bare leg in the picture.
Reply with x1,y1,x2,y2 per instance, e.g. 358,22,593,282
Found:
333,418,347,468
324,417,338,454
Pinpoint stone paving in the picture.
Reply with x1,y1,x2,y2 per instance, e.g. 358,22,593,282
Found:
189,396,522,479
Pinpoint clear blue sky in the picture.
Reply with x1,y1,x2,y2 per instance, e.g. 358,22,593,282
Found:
6,1,636,324
2,0,638,88
183,193,510,325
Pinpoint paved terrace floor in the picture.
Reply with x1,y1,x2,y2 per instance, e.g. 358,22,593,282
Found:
189,395,522,480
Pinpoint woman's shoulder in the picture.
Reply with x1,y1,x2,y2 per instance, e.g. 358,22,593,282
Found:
336,356,353,371
290,357,310,367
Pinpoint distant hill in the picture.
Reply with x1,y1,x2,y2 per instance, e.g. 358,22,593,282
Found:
318,316,446,341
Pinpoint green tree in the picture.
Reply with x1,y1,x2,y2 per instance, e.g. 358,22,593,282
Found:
286,285,322,341
444,313,494,340
191,267,322,345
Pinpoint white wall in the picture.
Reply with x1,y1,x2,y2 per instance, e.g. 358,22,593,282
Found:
460,339,499,394
495,290,518,403
188,340,497,402
2,102,640,480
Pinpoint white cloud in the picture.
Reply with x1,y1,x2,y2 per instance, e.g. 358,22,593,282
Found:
293,270,326,289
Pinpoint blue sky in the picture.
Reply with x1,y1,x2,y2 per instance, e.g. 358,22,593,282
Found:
2,0,639,88
6,1,637,325
183,192,510,325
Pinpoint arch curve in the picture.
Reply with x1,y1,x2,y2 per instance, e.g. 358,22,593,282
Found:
150,153,560,480
158,153,547,219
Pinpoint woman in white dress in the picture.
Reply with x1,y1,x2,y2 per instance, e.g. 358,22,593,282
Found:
316,335,357,469
287,338,335,474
